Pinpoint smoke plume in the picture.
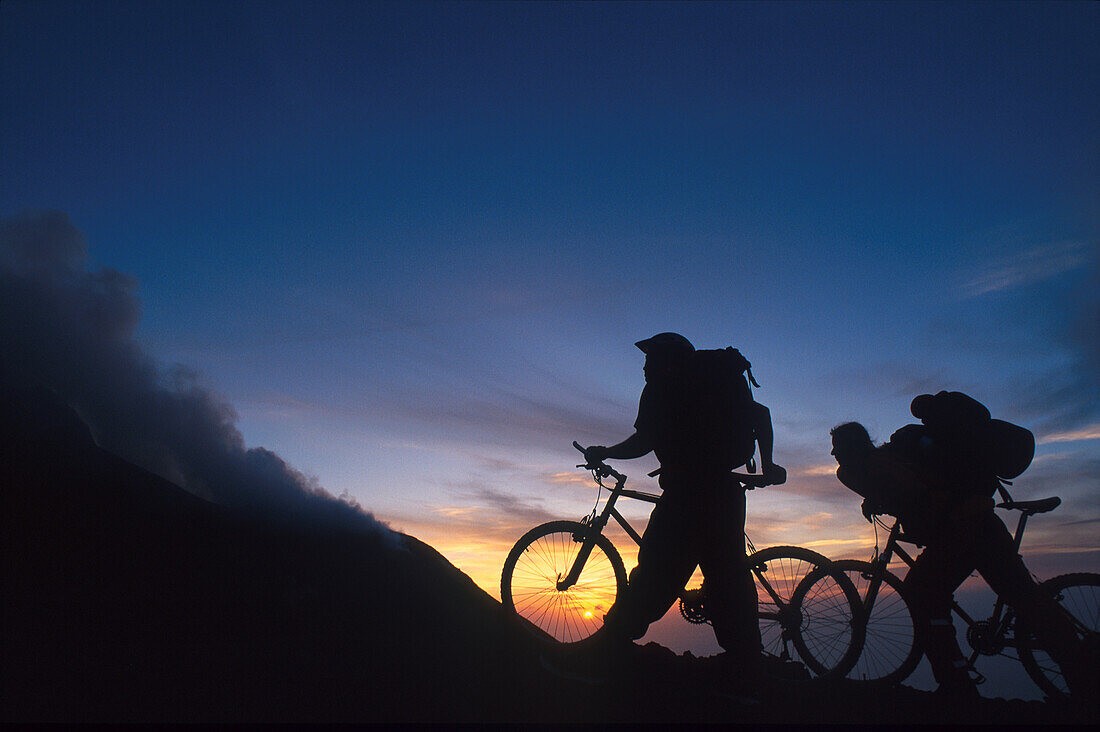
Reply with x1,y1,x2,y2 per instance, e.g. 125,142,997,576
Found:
0,210,393,539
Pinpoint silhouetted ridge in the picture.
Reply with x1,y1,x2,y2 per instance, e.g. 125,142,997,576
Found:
1,389,1092,723
0,387,526,721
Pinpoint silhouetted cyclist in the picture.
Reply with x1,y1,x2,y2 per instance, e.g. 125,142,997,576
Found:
831,404,1097,701
582,333,785,678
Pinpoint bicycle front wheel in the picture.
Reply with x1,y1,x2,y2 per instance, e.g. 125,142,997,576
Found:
791,562,863,678
750,545,859,677
500,521,627,647
1017,572,1100,700
832,559,922,684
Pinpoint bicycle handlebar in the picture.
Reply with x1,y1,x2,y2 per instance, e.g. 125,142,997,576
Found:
572,440,772,489
572,441,626,482
731,472,771,489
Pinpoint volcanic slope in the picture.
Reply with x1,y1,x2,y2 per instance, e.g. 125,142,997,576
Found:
1,388,1092,723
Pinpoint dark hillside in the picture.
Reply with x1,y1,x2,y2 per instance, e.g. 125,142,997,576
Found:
1,387,1093,723
0,385,534,721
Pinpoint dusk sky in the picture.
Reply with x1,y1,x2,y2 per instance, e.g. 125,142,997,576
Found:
3,1,1097,668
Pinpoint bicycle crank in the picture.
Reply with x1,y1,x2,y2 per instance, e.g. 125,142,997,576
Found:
679,588,709,624
966,620,1007,656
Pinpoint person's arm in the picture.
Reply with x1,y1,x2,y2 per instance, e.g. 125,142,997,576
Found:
584,431,654,463
751,401,786,484
751,401,774,466
859,451,946,523
837,463,884,522
836,464,873,499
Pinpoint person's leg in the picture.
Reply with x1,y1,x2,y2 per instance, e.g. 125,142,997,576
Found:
602,485,698,645
902,537,978,695
698,485,760,664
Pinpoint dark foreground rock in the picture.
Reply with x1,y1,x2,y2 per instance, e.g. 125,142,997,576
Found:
559,642,1091,725
1,387,1095,723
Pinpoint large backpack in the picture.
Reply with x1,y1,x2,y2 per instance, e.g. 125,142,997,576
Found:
688,347,759,470
910,391,1036,483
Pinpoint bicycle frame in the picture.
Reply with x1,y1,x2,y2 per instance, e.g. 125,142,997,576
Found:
501,448,863,675
556,461,798,625
556,464,657,590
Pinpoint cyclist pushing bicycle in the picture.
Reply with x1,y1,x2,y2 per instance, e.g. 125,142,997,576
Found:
830,391,1098,702
579,333,787,677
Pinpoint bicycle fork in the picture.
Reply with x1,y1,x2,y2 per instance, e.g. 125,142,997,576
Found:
557,492,641,591
558,527,600,590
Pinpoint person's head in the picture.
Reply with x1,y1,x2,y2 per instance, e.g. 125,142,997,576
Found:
830,422,874,465
635,332,694,382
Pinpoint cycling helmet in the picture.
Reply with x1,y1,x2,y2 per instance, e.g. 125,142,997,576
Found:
634,332,695,356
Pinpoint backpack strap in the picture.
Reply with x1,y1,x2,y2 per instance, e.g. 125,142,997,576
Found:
726,347,760,388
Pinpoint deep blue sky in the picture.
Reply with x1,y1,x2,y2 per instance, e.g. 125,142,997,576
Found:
3,0,1097,675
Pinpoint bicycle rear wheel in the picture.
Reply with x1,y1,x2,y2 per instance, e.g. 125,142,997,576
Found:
832,559,922,683
1017,572,1100,700
751,546,860,677
500,520,627,648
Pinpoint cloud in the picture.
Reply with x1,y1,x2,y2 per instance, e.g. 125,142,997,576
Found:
547,471,597,486
1004,369,1099,439
798,463,839,477
230,360,635,460
1038,426,1100,444
466,484,559,525
961,240,1090,297
916,240,1100,436
1005,246,1098,435
0,210,394,540
1058,517,1100,528
389,388,632,452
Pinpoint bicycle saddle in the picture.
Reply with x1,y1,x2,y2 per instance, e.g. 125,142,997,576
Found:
996,496,1061,515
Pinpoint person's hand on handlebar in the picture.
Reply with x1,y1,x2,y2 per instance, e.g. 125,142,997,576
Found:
761,462,786,486
861,498,884,523
583,445,610,465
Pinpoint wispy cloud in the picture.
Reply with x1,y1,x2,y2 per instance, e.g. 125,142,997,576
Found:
1058,517,1100,528
961,240,1090,297
801,537,874,549
547,471,596,486
1039,426,1100,444
798,463,837,477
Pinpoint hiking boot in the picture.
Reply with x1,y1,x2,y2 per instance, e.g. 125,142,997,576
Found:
712,658,764,704
756,653,811,682
933,680,981,703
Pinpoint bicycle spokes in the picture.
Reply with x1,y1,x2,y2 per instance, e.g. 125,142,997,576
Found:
502,521,627,645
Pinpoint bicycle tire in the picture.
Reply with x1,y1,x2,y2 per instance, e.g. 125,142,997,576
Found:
1016,572,1100,700
750,545,859,677
500,520,627,648
831,559,923,684
790,562,864,678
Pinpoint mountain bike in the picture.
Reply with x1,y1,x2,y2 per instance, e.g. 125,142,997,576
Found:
500,443,863,678
800,491,1099,698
